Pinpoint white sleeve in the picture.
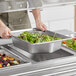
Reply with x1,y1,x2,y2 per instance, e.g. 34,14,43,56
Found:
28,0,42,8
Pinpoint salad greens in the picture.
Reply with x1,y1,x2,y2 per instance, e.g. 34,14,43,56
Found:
62,38,76,50
18,31,61,43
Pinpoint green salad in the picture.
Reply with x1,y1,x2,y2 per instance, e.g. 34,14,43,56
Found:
62,38,76,50
18,31,61,43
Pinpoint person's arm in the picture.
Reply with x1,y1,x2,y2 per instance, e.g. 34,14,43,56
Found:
0,19,12,38
32,9,47,31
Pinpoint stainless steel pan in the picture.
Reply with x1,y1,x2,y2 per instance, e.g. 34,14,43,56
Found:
12,28,71,53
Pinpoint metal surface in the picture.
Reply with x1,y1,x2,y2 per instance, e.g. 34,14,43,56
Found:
62,45,76,56
0,44,75,76
6,44,73,62
12,29,70,53
0,29,76,75
0,39,75,76
12,63,76,76
31,48,73,62
0,47,31,72
0,52,75,76
2,45,32,63
61,32,76,55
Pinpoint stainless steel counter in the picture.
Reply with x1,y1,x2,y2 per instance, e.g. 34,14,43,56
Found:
0,52,76,76
0,29,76,76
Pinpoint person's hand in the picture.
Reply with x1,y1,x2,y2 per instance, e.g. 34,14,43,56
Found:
0,20,12,38
36,22,47,31
0,26,12,38
32,9,47,31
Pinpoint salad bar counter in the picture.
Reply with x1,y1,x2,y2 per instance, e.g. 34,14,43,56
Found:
0,29,76,76
0,0,76,75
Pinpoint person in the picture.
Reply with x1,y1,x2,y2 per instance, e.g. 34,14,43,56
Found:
0,0,47,38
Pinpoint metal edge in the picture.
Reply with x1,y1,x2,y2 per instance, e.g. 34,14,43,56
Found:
62,45,76,55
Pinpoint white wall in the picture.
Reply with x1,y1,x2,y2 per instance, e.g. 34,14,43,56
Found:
28,5,74,32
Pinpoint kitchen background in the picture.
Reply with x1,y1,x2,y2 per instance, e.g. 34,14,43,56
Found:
28,5,74,32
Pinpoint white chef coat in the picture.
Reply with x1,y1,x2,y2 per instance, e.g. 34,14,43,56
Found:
0,0,42,30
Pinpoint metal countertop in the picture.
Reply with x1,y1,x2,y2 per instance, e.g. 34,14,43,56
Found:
0,29,76,76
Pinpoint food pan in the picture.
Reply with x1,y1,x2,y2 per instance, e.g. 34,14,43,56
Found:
62,32,76,55
12,28,70,53
0,48,26,69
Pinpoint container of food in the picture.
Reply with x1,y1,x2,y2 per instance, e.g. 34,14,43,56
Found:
62,32,76,55
12,28,70,53
0,48,25,69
